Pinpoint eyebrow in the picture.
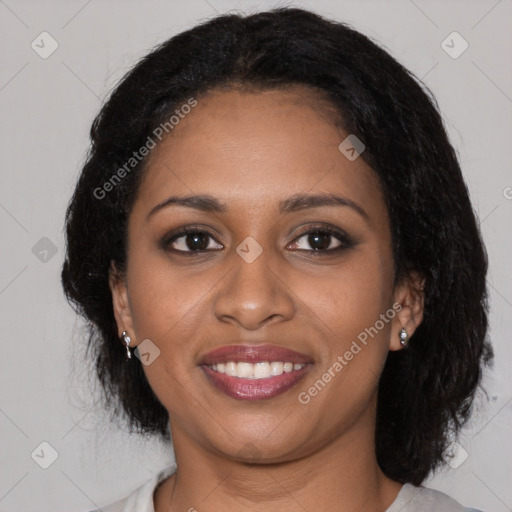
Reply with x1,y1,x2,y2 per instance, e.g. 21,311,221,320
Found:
146,193,369,221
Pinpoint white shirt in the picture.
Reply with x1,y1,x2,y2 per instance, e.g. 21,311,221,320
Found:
90,465,484,512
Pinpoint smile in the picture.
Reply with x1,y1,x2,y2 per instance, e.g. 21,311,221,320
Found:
199,344,313,401
201,364,311,400
208,361,306,379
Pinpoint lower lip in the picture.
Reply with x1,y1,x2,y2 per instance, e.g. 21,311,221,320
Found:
201,365,311,401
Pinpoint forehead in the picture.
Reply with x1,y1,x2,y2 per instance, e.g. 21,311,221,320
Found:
133,86,385,222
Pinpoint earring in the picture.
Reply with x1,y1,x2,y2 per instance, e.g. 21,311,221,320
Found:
122,331,132,359
399,327,409,347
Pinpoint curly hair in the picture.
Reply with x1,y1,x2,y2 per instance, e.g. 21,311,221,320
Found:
61,7,492,485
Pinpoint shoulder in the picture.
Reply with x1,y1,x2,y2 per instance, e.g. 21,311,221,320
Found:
87,465,177,512
387,483,484,512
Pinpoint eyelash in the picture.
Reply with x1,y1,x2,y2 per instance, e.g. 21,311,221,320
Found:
161,224,354,256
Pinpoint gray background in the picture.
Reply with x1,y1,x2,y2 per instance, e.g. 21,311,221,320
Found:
0,0,511,510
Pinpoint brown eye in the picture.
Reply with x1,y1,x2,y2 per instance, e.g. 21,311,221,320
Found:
163,228,223,253
288,227,352,253
307,231,338,250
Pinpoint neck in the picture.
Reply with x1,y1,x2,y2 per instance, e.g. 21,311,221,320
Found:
154,405,402,512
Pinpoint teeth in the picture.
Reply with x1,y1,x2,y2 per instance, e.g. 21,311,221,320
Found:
225,362,237,376
270,361,284,376
209,361,305,379
254,362,270,378
237,362,253,378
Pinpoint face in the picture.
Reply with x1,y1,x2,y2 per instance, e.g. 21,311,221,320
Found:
110,86,423,463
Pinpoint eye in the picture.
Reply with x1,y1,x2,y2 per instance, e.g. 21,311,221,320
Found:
162,227,223,254
288,226,353,253
161,224,354,256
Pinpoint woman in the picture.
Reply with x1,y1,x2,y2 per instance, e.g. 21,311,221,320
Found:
61,8,492,512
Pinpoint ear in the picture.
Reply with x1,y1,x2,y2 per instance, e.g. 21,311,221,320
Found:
389,270,425,351
109,261,137,347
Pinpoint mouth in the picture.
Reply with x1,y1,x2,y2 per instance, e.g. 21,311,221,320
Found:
198,344,313,401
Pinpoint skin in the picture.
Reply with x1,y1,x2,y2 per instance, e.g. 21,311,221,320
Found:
110,86,424,512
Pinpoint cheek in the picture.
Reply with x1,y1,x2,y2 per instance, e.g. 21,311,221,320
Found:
126,244,209,330
124,253,211,408
296,269,392,405
294,251,394,396
296,251,393,341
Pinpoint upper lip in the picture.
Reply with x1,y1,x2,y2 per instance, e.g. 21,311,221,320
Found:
198,344,313,365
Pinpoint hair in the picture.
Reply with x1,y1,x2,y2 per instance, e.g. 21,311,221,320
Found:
61,7,492,485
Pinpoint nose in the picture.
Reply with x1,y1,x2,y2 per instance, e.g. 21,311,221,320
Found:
213,246,296,331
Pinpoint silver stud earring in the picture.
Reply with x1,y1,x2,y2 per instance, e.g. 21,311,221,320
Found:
122,331,132,359
399,328,409,347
